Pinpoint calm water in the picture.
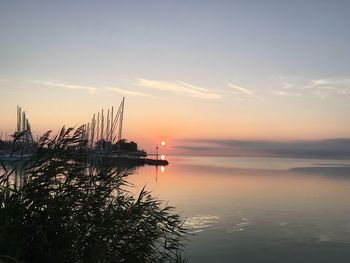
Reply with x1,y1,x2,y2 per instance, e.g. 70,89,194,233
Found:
131,156,350,263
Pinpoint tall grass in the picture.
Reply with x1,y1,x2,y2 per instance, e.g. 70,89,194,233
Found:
0,127,187,262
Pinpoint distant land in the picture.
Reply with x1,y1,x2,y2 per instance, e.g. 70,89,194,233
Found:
172,138,350,159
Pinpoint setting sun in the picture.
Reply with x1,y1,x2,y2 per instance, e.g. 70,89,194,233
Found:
1,1,350,262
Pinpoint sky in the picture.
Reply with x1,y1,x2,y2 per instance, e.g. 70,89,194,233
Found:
0,1,350,152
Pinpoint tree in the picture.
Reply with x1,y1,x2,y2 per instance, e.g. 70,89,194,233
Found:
114,139,138,152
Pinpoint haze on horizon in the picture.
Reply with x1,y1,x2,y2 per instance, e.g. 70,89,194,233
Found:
1,1,350,152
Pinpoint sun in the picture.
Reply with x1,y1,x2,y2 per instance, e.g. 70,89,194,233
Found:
160,141,166,146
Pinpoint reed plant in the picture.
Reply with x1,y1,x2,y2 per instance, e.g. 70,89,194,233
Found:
0,127,187,262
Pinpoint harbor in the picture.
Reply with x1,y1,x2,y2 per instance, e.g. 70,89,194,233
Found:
0,98,169,167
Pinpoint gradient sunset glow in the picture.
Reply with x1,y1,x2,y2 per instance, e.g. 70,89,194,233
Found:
1,1,350,153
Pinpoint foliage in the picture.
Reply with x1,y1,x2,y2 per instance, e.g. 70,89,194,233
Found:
94,139,146,157
0,140,12,151
0,127,187,262
114,139,138,152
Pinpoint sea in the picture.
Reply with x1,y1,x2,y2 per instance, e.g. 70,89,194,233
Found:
131,156,350,263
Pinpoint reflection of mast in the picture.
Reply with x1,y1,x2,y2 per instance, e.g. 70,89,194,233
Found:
155,165,158,182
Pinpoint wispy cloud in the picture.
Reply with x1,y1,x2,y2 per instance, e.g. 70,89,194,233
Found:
309,78,350,88
30,80,98,94
136,78,222,99
227,83,255,95
31,79,163,98
307,77,350,96
105,86,160,99
272,76,350,99
273,90,301,97
174,138,350,159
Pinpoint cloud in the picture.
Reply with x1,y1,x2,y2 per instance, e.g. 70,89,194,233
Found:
31,80,161,98
105,86,160,99
307,77,350,97
136,78,222,99
31,80,98,94
273,90,301,97
227,83,254,95
0,78,9,82
272,76,350,99
173,138,350,159
309,78,350,88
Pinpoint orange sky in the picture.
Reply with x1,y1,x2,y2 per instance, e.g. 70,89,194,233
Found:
1,2,350,151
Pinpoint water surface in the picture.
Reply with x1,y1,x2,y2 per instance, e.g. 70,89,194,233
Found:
131,156,350,262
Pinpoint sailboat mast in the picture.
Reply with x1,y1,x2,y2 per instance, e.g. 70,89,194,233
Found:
110,106,114,142
17,106,21,133
118,97,125,142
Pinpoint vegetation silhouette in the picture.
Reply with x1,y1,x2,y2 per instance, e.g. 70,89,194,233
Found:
0,127,187,262
94,138,147,157
0,140,12,151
